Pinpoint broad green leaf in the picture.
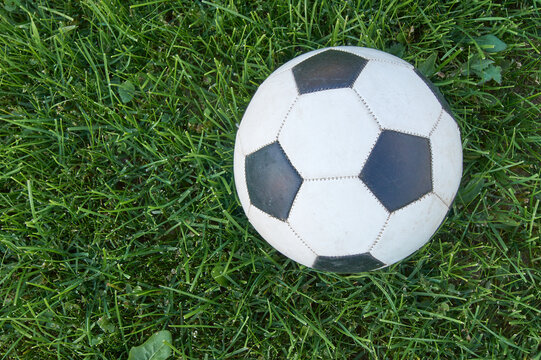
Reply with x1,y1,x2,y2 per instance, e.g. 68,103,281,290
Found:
128,330,172,360
471,58,494,74
417,53,437,77
462,56,501,83
478,64,502,84
118,80,135,103
474,34,507,53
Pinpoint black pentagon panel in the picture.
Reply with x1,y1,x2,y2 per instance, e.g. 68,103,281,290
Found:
292,50,368,94
414,68,454,119
360,130,432,212
313,252,385,273
245,142,302,220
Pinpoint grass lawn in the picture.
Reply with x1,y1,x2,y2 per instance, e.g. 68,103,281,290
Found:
0,0,540,359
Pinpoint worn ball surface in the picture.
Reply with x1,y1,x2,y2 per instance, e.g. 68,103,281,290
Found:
233,46,462,273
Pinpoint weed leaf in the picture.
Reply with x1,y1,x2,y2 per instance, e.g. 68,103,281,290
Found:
470,58,494,73
479,64,502,84
417,53,437,77
118,80,135,103
128,330,172,360
462,56,502,84
475,34,507,53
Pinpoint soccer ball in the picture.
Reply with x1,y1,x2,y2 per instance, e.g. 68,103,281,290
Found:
233,46,462,273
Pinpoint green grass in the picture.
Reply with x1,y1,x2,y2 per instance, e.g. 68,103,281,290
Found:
0,0,540,358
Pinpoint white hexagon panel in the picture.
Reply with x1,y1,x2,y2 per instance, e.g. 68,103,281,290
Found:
353,60,442,137
370,193,449,265
237,70,298,155
288,178,388,257
248,205,317,268
430,111,463,207
278,88,380,179
233,46,463,273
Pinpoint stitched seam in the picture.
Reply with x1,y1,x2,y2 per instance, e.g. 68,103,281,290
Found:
271,142,304,220
429,108,444,137
245,139,278,156
296,49,366,94
316,253,380,259
352,87,382,130
252,204,281,221
285,173,304,219
332,47,413,69
275,140,304,181
433,191,450,208
301,84,353,93
276,95,299,139
244,143,303,220
396,191,434,213
252,202,296,224
286,221,317,256
368,214,391,252
381,127,429,139
359,180,390,215
334,48,368,89
270,49,328,80
304,175,358,182
368,58,413,69
250,203,315,257
359,134,380,175
363,183,435,215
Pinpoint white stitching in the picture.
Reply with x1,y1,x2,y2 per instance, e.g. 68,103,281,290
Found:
359,133,381,174
359,180,390,215
276,140,304,180
367,58,413,69
245,139,279,156
269,49,327,80
381,127,428,139
250,204,317,256
252,202,293,223
304,175,359,182
276,95,299,139
368,214,391,251
352,87,382,130
332,47,413,69
433,191,450,208
285,173,303,218
294,49,367,94
395,191,433,213
429,108,444,137
287,220,318,255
